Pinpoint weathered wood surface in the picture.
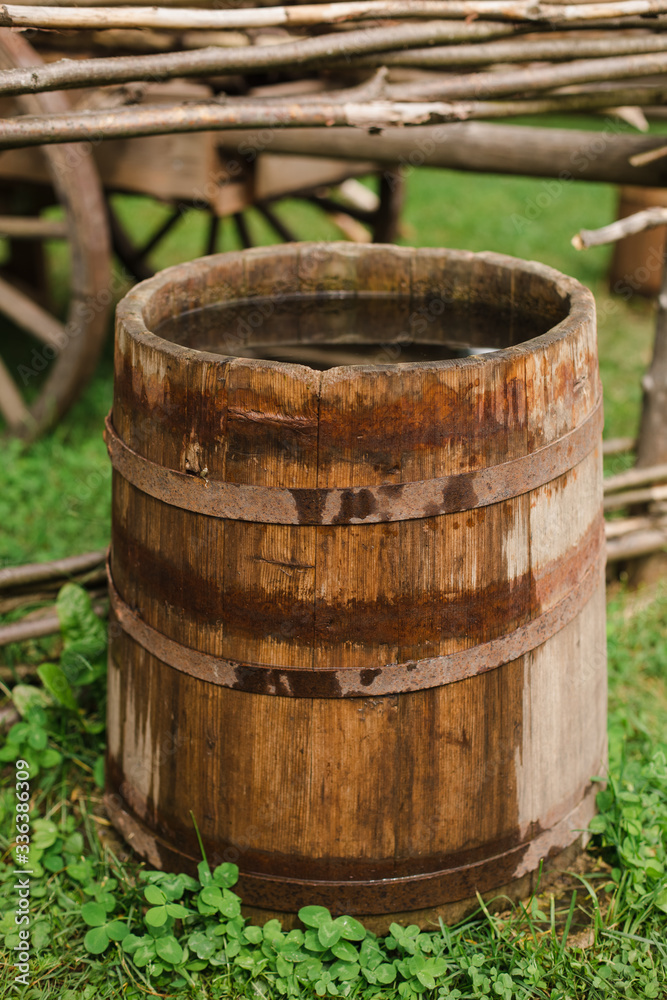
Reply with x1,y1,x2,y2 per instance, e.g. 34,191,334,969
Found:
105,243,607,924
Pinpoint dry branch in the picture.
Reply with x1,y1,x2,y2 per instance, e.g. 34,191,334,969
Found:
6,0,233,5
0,599,107,647
603,436,637,454
6,1,667,30
0,592,60,615
0,548,107,590
606,105,649,130
573,206,667,247
0,574,106,609
4,0,655,6
350,31,667,67
603,483,667,510
605,527,667,560
605,514,657,537
0,98,471,148
0,22,519,96
382,49,667,101
5,83,667,149
0,1,543,28
630,142,667,166
604,460,667,493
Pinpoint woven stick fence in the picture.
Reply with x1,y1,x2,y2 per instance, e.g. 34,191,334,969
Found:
4,1,667,145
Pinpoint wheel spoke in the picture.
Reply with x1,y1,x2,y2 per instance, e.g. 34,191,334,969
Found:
107,201,154,282
0,274,66,350
233,212,253,249
137,207,183,259
256,202,298,243
0,354,31,428
206,214,220,256
0,216,68,240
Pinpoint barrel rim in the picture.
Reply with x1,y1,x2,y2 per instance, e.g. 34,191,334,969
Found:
115,242,596,376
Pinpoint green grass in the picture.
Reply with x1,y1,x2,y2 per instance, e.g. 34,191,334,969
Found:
1,151,666,998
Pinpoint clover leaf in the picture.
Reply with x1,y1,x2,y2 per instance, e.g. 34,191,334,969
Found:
155,935,184,966
81,902,128,955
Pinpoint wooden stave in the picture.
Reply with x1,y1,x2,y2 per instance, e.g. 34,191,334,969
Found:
105,578,606,914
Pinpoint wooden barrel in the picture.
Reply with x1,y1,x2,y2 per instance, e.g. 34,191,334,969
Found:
105,243,607,929
609,185,667,298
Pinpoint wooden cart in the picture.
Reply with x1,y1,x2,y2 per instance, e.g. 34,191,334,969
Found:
0,28,404,439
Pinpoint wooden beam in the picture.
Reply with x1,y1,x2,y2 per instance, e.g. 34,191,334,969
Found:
219,123,667,188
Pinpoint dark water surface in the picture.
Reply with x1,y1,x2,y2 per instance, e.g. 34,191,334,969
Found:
155,293,559,370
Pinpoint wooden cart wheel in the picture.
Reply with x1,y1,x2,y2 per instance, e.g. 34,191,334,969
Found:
107,169,405,283
0,29,111,440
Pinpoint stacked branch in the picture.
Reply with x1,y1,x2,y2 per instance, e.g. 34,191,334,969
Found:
601,452,667,563
2,1,667,144
0,550,107,647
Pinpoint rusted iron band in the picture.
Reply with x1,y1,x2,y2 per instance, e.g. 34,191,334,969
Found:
104,782,598,912
104,398,603,525
107,526,604,699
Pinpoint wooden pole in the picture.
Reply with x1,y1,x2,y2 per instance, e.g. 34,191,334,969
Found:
219,123,667,188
